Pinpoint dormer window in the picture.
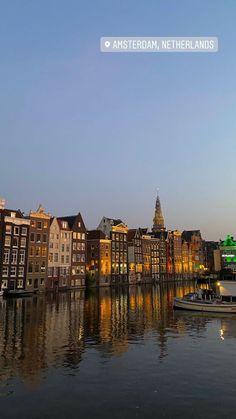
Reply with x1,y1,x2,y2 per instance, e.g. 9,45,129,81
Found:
62,221,68,229
11,212,16,218
78,222,81,228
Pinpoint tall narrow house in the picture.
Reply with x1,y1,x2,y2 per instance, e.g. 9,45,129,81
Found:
0,199,30,294
97,217,128,285
58,213,86,288
47,217,72,290
26,205,50,293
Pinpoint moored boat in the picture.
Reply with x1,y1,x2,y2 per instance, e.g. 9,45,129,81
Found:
174,293,236,313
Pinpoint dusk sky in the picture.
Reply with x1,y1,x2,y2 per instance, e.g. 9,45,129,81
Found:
1,0,236,240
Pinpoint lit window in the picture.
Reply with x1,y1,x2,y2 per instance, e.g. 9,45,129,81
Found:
5,225,12,234
10,267,16,277
2,267,8,277
5,236,11,246
22,227,27,236
18,267,24,277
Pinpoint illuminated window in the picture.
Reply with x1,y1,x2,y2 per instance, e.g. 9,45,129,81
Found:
5,225,12,234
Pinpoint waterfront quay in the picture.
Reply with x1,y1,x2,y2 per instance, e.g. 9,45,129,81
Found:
0,194,218,296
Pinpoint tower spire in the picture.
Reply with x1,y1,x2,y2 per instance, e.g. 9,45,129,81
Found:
152,190,165,232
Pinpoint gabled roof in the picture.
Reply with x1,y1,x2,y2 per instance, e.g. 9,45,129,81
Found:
58,212,86,231
87,230,106,240
182,230,201,241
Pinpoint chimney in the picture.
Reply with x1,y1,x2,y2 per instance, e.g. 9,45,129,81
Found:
0,198,6,209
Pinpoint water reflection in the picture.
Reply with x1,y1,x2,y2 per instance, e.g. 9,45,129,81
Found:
1,281,235,385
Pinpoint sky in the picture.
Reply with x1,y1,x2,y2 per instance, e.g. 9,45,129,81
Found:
0,0,236,240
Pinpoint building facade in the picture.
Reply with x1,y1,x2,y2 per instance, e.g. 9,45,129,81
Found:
0,200,30,293
97,217,128,285
58,213,86,288
86,230,111,286
26,206,50,293
48,217,72,290
182,230,204,274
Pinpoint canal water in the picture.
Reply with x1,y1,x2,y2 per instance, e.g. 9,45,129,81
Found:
1,282,236,419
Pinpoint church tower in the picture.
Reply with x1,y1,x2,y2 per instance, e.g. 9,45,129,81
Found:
152,191,165,232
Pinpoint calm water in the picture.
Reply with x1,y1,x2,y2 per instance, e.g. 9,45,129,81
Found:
1,282,236,419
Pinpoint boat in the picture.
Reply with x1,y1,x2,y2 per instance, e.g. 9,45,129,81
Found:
4,289,33,298
174,292,236,313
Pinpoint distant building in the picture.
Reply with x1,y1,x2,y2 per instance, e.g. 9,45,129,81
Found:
127,228,151,283
26,205,50,292
58,213,86,288
47,217,72,290
150,235,160,281
86,230,111,286
152,191,165,233
97,217,128,285
214,234,236,277
182,230,204,274
203,240,218,273
0,201,30,293
182,237,193,277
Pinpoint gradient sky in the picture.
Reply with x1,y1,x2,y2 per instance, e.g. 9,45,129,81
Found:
1,0,236,240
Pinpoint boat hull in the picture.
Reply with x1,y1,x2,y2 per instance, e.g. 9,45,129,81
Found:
174,297,236,313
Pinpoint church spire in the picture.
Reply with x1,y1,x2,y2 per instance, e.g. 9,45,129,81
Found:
152,190,165,232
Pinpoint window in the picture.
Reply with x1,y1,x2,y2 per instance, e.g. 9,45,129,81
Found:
61,244,65,252
27,279,32,286
66,244,70,252
31,220,36,228
78,222,81,227
14,226,20,235
36,247,41,257
37,221,42,229
2,280,8,288
73,232,77,239
30,233,35,242
73,242,77,250
77,232,81,239
3,249,10,264
12,237,19,247
43,234,47,243
5,225,12,234
10,212,16,218
10,267,16,277
21,237,26,247
40,278,44,285
2,266,8,277
18,267,24,277
22,227,27,236
49,253,53,262
36,234,41,243
61,255,64,264
66,255,69,264
41,262,46,272
82,233,85,240
17,279,23,288
35,263,40,272
43,222,48,229
62,221,67,229
19,250,25,264
42,247,47,257
30,247,34,257
5,236,11,246
28,262,33,273
11,249,18,264
54,253,59,262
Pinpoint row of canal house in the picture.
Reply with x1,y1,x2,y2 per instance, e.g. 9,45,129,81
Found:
0,195,206,293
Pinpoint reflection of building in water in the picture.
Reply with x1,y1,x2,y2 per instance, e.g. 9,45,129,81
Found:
0,281,206,385
0,292,85,384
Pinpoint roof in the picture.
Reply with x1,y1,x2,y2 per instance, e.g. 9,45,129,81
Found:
182,230,201,241
87,230,106,240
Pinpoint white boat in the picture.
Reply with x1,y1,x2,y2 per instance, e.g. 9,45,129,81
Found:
174,294,236,313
